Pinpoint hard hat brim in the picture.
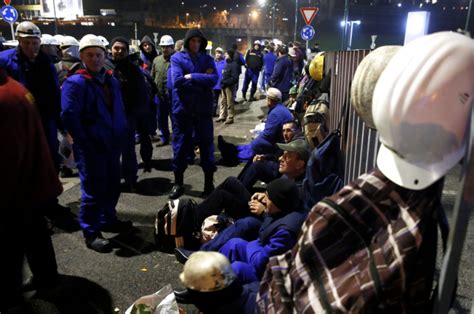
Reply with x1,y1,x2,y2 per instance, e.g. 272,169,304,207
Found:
376,142,465,191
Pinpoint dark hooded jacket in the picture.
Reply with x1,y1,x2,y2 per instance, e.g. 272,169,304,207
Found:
139,35,158,72
170,29,218,116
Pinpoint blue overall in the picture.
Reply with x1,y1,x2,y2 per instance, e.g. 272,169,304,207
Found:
170,50,218,174
241,68,259,98
263,51,277,90
270,55,293,102
61,70,128,238
218,210,306,284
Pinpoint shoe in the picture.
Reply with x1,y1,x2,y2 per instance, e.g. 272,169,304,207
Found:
249,96,256,102
215,117,225,122
174,247,195,264
224,118,234,124
101,220,133,233
143,161,152,173
85,235,112,253
121,182,138,193
169,184,184,199
257,114,265,120
155,140,169,147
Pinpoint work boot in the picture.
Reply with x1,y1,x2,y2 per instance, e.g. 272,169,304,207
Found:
169,172,184,199
224,118,234,124
85,234,112,253
201,172,214,198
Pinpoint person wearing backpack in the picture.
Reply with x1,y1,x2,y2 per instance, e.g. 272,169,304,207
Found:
257,31,474,313
61,34,131,253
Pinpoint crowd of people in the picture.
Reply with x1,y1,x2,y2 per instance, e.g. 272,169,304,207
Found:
1,20,472,314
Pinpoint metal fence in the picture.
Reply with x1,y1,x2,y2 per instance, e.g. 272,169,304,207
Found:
327,50,381,184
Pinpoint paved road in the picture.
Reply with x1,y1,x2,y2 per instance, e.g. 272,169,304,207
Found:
23,95,473,313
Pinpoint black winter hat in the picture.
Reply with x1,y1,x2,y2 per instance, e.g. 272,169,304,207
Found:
110,36,129,50
226,49,235,60
184,28,208,52
266,178,299,212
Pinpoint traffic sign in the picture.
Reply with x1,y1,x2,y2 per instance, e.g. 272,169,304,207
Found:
3,0,11,5
301,25,315,41
1,5,18,23
300,7,319,25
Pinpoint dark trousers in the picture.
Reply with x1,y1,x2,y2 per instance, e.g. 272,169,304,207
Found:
241,69,259,98
0,210,58,312
212,89,221,117
237,159,281,191
195,177,251,227
157,96,171,143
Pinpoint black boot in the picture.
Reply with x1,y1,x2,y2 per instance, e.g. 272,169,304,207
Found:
169,172,185,199
201,172,214,198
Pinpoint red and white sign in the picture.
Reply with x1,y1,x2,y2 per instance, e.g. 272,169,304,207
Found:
3,0,11,5
300,7,319,25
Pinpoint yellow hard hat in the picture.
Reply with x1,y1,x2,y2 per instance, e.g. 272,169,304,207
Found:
309,52,325,81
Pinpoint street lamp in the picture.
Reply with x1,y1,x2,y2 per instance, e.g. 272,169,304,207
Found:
340,20,361,50
257,0,276,35
185,12,189,25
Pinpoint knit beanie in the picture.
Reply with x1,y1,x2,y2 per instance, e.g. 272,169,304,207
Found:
266,178,299,212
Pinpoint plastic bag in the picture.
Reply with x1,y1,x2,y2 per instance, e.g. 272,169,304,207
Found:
125,284,179,314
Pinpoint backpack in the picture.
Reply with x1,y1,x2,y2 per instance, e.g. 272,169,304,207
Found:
154,197,198,253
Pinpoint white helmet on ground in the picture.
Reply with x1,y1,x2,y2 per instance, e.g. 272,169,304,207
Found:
60,35,79,49
79,34,106,52
97,35,109,47
41,34,60,46
372,31,474,190
159,35,174,46
350,46,401,129
15,21,41,39
179,252,236,292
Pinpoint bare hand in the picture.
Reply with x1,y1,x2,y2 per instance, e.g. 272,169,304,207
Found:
249,199,265,216
184,74,192,80
253,154,265,162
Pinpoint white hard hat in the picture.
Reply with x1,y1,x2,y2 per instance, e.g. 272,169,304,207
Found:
215,47,224,53
267,87,282,101
159,35,174,46
350,46,401,129
79,34,106,52
372,31,474,190
41,34,60,46
97,35,109,47
254,40,261,45
53,34,65,44
179,252,236,292
15,21,41,39
60,35,79,49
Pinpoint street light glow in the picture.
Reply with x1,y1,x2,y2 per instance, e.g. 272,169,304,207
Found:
251,10,259,19
258,0,266,7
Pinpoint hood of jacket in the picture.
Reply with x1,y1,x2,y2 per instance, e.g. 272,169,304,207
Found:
184,28,208,53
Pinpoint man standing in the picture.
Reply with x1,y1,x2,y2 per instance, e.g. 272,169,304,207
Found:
61,34,131,252
0,21,68,219
262,43,277,91
169,28,218,199
152,35,175,147
270,46,293,102
139,35,158,73
110,37,149,191
213,47,226,117
0,64,63,313
241,40,263,102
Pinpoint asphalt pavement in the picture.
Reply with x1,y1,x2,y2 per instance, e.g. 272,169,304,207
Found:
23,94,473,313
